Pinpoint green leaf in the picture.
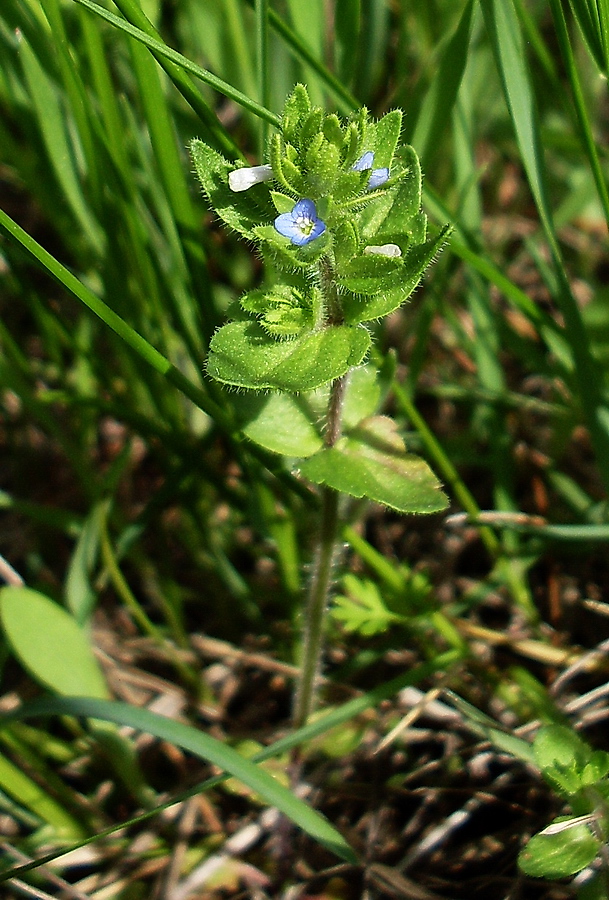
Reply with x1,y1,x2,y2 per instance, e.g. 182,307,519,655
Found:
2,696,356,864
234,364,381,457
567,0,609,76
338,254,405,293
207,321,370,392
190,140,274,239
73,0,280,129
0,586,109,699
0,751,85,839
322,114,345,149
306,137,341,195
518,824,599,878
444,691,537,765
241,286,315,338
343,226,452,324
281,84,312,144
533,725,590,795
270,191,295,214
334,0,361,84
299,416,448,513
410,0,475,162
534,725,589,769
341,365,383,429
373,109,403,168
358,145,422,242
236,392,325,457
269,133,307,195
65,500,109,624
582,750,609,785
332,574,404,636
299,108,325,149
19,36,104,255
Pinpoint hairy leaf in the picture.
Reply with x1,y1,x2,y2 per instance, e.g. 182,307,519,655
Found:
207,321,370,392
299,416,448,513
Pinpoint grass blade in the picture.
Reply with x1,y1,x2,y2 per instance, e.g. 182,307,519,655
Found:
0,651,459,883
0,206,225,424
568,0,609,74
548,0,609,231
3,697,357,864
411,0,475,161
481,0,609,492
256,0,270,154
70,0,280,128
245,0,359,113
18,33,103,254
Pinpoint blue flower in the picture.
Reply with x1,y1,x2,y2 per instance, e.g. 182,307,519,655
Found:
274,199,326,246
353,152,390,190
352,151,375,172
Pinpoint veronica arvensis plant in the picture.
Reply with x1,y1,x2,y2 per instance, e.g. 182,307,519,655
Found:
191,85,451,727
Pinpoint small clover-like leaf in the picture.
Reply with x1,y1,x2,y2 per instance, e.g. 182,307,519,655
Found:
299,416,448,513
582,750,609,785
533,725,590,795
207,321,370,392
519,824,600,879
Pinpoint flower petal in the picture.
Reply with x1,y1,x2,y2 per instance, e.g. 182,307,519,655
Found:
292,198,318,219
274,198,325,246
228,164,273,192
353,151,374,172
274,211,301,239
367,167,390,189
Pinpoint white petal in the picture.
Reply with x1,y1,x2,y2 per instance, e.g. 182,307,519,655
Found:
363,243,402,258
228,164,273,192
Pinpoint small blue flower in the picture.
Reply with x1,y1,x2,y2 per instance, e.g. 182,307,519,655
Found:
274,199,326,246
367,167,390,189
352,151,375,172
353,152,390,190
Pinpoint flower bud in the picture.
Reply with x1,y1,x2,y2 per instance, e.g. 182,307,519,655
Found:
228,164,273,192
364,244,402,258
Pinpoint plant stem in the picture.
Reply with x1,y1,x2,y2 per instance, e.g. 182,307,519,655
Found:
292,254,348,729
293,373,347,729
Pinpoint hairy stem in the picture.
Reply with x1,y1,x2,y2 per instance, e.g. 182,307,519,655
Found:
292,253,349,728
293,372,347,729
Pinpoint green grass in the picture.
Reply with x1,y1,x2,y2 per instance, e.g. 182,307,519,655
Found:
0,0,609,895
